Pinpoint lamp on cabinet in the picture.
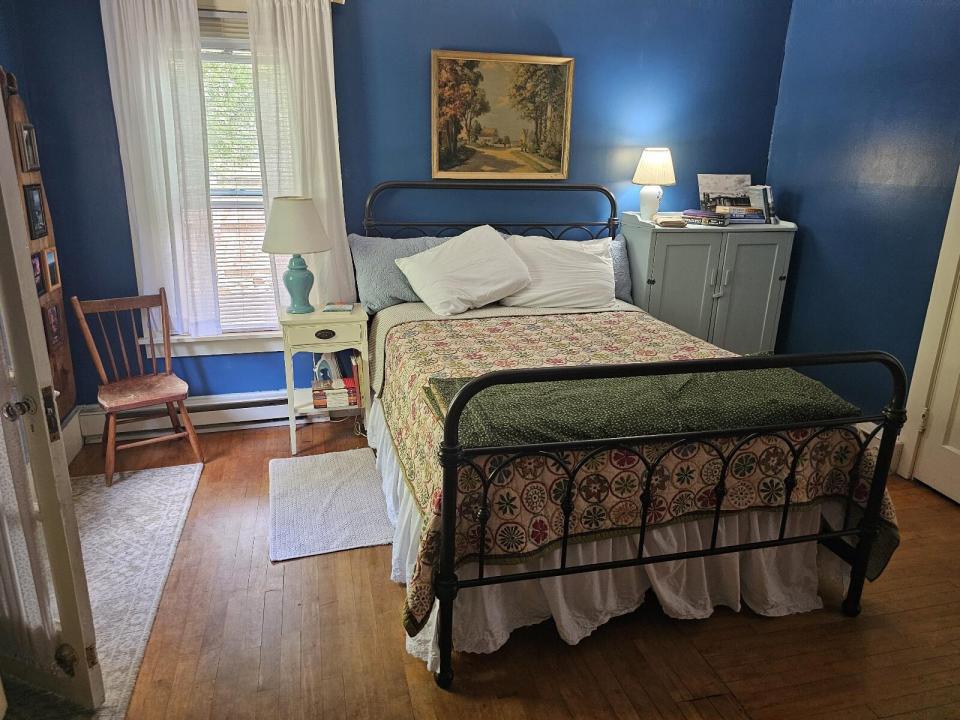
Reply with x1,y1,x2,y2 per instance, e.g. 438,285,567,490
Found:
632,147,676,221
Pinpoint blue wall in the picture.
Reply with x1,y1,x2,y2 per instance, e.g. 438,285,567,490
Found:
334,0,792,230
0,0,794,404
767,0,960,409
0,0,306,403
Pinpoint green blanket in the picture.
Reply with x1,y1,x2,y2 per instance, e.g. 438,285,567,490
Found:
424,368,860,447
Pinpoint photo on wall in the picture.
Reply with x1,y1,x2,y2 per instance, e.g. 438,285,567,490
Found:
43,304,63,348
16,122,40,172
432,50,574,180
31,252,45,296
23,184,47,240
43,247,61,292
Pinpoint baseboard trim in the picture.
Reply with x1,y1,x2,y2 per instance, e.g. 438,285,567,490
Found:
77,390,355,443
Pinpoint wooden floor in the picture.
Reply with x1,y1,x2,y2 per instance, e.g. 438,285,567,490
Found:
69,423,960,720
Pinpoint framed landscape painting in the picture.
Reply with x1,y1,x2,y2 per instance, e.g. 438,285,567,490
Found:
432,50,574,180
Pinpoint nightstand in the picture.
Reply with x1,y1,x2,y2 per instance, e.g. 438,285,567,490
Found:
280,305,370,455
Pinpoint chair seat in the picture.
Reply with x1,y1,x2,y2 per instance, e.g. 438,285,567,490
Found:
97,373,189,412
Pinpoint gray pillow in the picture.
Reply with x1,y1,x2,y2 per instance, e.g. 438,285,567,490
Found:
611,234,633,304
349,234,449,313
348,231,634,313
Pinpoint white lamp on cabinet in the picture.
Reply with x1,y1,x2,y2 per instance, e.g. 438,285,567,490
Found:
632,147,676,221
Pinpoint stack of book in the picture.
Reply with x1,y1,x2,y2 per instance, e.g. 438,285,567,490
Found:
682,209,730,226
312,350,361,410
748,185,776,222
715,206,767,224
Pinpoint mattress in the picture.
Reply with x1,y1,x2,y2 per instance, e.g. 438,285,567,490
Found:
370,302,899,640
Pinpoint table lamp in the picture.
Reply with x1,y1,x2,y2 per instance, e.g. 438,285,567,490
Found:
632,147,676,221
262,196,331,314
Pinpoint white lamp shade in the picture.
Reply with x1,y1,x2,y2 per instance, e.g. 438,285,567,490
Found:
632,147,676,186
261,196,332,254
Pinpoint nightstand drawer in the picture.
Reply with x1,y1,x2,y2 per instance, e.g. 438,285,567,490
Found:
285,323,363,347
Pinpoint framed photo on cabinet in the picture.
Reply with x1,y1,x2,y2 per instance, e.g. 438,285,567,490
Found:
23,184,47,240
431,50,574,180
43,247,61,292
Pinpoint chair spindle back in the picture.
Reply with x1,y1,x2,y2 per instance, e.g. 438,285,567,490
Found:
70,288,173,385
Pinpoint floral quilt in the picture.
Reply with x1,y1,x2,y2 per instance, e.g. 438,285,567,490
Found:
377,306,899,637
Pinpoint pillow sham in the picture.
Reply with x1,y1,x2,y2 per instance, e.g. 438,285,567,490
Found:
610,234,633,303
394,225,531,315
348,233,449,314
500,235,616,308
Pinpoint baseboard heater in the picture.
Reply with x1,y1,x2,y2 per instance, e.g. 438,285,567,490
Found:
76,390,357,443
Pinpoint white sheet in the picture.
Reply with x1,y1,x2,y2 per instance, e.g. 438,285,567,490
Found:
369,400,849,671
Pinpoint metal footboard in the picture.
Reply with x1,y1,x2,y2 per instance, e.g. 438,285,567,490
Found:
433,351,907,689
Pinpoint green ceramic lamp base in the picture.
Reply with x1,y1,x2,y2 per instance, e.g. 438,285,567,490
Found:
283,254,315,314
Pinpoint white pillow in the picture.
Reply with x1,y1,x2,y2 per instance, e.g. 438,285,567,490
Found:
394,225,531,315
500,235,616,308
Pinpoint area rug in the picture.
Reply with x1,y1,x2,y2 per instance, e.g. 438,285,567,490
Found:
3,463,202,720
269,448,392,561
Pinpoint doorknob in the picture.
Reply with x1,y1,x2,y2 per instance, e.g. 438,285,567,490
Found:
3,397,36,422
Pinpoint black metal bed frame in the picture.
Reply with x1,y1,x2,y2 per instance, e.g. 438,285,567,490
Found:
362,181,907,690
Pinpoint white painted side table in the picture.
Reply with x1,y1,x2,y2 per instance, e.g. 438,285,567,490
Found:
279,305,369,455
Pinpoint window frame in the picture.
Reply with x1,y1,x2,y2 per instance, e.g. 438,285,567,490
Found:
135,18,285,356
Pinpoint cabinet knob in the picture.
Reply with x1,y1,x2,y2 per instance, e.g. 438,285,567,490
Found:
315,328,336,340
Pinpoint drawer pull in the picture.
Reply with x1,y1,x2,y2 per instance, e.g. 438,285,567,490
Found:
315,328,336,340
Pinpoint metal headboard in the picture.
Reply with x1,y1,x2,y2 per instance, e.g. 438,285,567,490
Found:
361,180,619,240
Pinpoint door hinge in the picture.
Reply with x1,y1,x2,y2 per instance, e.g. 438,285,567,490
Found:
646,278,656,285
918,407,929,434
86,644,99,668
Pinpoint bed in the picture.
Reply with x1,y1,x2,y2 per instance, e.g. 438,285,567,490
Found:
358,181,906,689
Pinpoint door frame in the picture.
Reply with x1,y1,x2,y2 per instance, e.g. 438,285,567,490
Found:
898,164,960,487
0,90,104,707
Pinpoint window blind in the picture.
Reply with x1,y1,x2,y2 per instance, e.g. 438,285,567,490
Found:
200,25,280,333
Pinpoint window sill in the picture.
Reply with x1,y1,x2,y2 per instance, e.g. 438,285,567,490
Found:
139,331,282,357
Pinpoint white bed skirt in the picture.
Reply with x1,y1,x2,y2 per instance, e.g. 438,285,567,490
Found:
368,400,848,671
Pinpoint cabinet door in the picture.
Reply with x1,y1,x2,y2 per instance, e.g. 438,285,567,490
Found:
710,232,792,354
648,232,723,341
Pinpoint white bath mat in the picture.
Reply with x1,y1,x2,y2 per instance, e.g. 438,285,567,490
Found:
268,448,393,562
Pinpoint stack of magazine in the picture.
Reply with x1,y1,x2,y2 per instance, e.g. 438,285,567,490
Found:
312,350,361,410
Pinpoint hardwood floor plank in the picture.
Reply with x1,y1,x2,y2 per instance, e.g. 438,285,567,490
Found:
67,426,957,720
874,684,960,718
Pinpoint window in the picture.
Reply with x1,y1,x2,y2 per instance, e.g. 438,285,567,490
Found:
200,18,281,333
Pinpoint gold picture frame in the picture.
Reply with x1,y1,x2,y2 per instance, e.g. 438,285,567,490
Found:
431,50,574,180
43,247,61,292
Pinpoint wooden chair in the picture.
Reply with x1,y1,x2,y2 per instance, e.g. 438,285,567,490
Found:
70,288,203,485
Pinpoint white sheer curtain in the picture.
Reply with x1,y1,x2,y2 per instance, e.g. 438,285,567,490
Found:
100,0,220,336
249,0,356,305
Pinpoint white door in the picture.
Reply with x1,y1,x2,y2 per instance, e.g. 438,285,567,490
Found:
710,232,792,354
648,232,723,341
0,92,104,707
909,169,960,502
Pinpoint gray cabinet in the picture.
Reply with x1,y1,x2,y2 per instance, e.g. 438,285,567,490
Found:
622,212,796,354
